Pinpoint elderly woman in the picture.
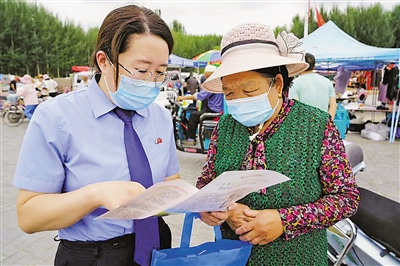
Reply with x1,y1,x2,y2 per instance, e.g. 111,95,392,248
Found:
197,23,359,265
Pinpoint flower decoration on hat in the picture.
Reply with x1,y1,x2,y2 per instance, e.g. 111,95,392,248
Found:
276,30,305,60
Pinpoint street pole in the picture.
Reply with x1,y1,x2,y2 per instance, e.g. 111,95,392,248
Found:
303,0,310,37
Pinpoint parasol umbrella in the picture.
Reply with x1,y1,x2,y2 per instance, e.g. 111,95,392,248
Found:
192,50,221,66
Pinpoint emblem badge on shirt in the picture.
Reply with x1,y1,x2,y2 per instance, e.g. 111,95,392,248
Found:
155,138,162,144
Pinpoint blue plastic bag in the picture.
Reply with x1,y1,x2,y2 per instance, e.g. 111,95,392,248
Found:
151,213,252,266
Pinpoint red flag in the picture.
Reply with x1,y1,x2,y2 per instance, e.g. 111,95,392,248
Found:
315,8,325,27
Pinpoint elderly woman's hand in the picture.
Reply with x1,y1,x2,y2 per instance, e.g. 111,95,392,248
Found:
199,203,237,226
225,203,254,231
235,209,284,245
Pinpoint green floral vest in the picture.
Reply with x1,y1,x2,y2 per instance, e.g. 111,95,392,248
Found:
215,101,329,266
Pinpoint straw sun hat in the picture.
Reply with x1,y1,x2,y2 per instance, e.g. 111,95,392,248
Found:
203,23,309,93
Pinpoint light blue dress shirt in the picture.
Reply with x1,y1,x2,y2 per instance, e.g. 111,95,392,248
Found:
13,74,180,241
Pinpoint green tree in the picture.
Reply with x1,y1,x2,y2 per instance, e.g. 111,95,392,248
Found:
154,9,161,17
290,14,305,38
289,3,396,48
1,0,398,76
389,4,400,48
171,20,186,35
274,25,288,37
0,0,98,76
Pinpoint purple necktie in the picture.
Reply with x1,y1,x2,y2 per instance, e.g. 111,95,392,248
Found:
113,107,160,265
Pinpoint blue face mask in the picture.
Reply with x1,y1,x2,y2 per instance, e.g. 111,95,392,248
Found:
105,74,160,110
226,81,279,127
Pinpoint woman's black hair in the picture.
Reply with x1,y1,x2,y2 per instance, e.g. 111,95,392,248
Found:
91,4,174,88
253,65,294,93
305,53,316,71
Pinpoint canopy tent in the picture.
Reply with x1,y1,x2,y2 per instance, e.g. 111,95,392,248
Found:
301,21,400,71
168,54,206,68
302,21,400,144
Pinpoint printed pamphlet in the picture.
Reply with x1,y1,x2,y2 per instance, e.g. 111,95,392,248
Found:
97,170,290,220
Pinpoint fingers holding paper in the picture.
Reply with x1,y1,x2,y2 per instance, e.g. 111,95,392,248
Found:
225,203,254,231
199,202,237,226
94,181,146,211
235,209,284,245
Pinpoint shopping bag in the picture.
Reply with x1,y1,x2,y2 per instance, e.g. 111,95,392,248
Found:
151,212,252,266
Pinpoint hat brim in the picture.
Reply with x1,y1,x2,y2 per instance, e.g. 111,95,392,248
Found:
20,77,33,84
202,52,309,93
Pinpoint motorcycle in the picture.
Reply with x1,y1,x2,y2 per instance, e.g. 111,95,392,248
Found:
2,95,25,127
328,141,400,265
167,88,221,154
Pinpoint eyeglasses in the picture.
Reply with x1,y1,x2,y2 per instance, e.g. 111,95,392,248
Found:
118,63,168,88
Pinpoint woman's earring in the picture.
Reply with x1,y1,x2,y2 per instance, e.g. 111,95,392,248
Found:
278,93,282,99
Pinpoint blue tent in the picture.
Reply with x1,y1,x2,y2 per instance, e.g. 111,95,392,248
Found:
301,21,400,70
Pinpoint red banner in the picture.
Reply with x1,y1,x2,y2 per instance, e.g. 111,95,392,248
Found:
315,8,325,27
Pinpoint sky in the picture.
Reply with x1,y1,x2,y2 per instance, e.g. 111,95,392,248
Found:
30,0,398,36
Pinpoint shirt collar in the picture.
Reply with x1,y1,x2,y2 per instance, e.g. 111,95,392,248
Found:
87,74,115,118
87,73,150,118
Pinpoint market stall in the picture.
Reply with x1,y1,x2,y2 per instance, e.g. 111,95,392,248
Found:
301,21,400,142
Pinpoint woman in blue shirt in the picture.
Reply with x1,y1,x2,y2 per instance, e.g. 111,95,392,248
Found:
14,5,180,266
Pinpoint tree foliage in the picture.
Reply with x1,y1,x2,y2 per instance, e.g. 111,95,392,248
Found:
292,3,399,48
172,31,221,59
0,0,99,77
1,0,398,77
171,20,186,35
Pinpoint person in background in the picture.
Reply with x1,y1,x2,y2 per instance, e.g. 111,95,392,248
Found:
79,75,90,90
200,65,217,84
289,53,337,117
35,74,49,100
382,62,399,106
64,86,71,93
35,74,46,100
14,5,180,266
173,77,182,92
177,65,223,146
6,92,19,107
184,72,199,95
35,74,44,92
18,74,39,120
197,23,359,266
43,74,59,97
9,76,19,94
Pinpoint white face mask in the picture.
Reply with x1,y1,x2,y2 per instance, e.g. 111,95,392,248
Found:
225,80,279,127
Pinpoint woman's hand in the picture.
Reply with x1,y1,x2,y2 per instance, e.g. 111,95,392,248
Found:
226,203,254,231
199,203,237,226
92,181,146,210
235,209,284,245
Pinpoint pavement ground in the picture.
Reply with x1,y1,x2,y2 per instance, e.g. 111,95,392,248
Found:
1,106,399,266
